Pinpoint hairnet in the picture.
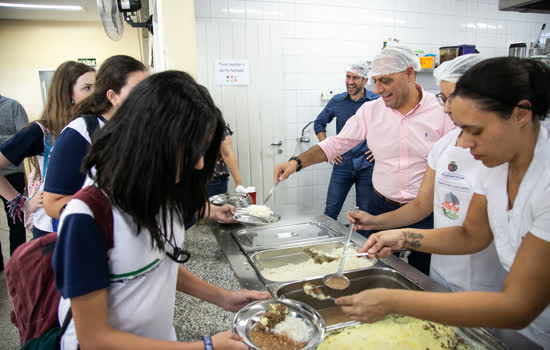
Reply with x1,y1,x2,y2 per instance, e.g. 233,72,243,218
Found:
433,54,483,85
368,45,422,80
346,61,370,78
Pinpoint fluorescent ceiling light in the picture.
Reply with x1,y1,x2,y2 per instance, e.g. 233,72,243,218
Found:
0,2,84,11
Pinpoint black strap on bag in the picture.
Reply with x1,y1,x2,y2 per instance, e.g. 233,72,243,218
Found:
55,186,114,349
54,308,72,349
81,114,100,142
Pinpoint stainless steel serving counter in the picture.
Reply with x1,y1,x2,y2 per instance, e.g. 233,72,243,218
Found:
208,205,540,349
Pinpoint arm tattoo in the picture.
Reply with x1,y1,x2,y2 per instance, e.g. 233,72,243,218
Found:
402,231,423,249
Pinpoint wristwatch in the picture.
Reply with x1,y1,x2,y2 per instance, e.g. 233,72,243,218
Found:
289,156,303,172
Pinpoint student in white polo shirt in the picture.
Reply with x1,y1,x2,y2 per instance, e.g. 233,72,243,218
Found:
53,71,269,350
339,57,550,349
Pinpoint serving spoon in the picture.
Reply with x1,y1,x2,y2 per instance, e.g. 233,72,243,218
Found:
263,179,280,204
322,206,359,290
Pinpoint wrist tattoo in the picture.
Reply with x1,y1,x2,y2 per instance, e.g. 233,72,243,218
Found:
402,231,423,249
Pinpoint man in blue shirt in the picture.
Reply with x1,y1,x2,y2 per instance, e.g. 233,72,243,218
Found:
314,61,379,222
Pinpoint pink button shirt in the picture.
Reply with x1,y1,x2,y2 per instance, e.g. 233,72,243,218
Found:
319,85,455,203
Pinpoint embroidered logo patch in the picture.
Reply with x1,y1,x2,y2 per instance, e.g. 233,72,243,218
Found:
448,161,457,172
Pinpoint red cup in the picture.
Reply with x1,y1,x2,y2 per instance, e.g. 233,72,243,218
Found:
246,187,256,204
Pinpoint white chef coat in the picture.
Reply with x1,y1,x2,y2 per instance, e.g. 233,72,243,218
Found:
428,128,507,292
474,125,550,349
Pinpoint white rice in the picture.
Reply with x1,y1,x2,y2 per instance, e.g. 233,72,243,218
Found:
246,205,272,218
272,316,312,343
262,247,374,281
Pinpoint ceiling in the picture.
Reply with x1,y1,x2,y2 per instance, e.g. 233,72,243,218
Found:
0,0,101,22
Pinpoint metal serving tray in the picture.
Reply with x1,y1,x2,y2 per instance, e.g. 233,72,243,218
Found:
232,222,345,253
275,267,507,349
249,241,375,285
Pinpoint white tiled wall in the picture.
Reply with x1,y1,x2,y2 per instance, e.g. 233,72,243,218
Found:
195,0,550,224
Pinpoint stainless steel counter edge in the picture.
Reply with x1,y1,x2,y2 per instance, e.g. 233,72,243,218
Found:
208,214,540,350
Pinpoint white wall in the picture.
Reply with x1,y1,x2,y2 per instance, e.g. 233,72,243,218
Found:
195,0,550,224
0,20,142,120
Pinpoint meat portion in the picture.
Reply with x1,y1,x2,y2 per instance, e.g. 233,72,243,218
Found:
258,303,289,331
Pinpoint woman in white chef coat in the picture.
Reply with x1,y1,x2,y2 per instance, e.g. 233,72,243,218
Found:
347,54,507,293
338,57,550,349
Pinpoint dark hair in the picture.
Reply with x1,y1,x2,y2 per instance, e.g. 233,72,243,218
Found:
454,57,550,120
83,70,225,249
72,55,146,118
39,61,95,138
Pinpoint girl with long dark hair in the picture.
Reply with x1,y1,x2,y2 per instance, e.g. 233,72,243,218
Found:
43,55,148,230
53,70,269,350
340,57,550,348
0,60,95,239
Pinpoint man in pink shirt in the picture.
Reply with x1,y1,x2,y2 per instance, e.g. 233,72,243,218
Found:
274,46,455,275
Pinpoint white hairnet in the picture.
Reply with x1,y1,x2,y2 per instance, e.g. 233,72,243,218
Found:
433,54,483,85
346,61,370,78
368,45,422,80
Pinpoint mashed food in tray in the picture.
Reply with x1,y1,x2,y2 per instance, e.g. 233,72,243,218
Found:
246,205,272,219
318,315,478,350
261,247,374,281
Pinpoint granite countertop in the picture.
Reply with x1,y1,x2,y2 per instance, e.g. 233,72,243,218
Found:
174,223,241,342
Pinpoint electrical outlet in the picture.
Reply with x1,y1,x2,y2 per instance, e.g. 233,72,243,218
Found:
321,89,334,101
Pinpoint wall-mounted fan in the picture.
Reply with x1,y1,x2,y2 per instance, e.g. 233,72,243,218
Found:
97,0,153,41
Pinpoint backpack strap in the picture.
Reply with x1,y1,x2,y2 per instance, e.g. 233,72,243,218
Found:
56,186,114,347
72,185,114,249
81,114,100,142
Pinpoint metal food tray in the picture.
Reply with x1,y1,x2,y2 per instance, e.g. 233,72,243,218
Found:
209,192,251,208
274,267,507,350
232,221,346,253
233,298,326,350
249,241,377,285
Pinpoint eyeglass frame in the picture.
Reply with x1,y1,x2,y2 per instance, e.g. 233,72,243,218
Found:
435,92,448,107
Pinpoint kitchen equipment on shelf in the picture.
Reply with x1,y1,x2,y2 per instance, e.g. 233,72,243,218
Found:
419,56,434,68
529,24,547,57
509,43,527,58
439,46,459,64
458,44,476,55
529,55,550,67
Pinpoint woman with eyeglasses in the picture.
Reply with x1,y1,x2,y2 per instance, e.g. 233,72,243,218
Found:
52,71,269,350
339,57,550,348
346,54,507,293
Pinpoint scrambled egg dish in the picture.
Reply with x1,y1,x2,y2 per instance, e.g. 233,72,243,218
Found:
318,315,477,350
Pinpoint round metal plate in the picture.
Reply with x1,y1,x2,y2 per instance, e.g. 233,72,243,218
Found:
209,192,252,208
233,208,281,226
233,298,326,350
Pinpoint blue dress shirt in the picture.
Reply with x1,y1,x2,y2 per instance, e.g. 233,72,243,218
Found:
313,88,379,171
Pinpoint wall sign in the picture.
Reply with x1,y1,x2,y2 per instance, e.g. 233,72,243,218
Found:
215,59,249,85
78,58,97,67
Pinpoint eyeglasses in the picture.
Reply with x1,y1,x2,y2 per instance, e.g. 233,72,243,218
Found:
435,93,448,106
165,237,191,264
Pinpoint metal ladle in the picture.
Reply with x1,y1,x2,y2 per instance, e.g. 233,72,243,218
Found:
323,206,359,290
